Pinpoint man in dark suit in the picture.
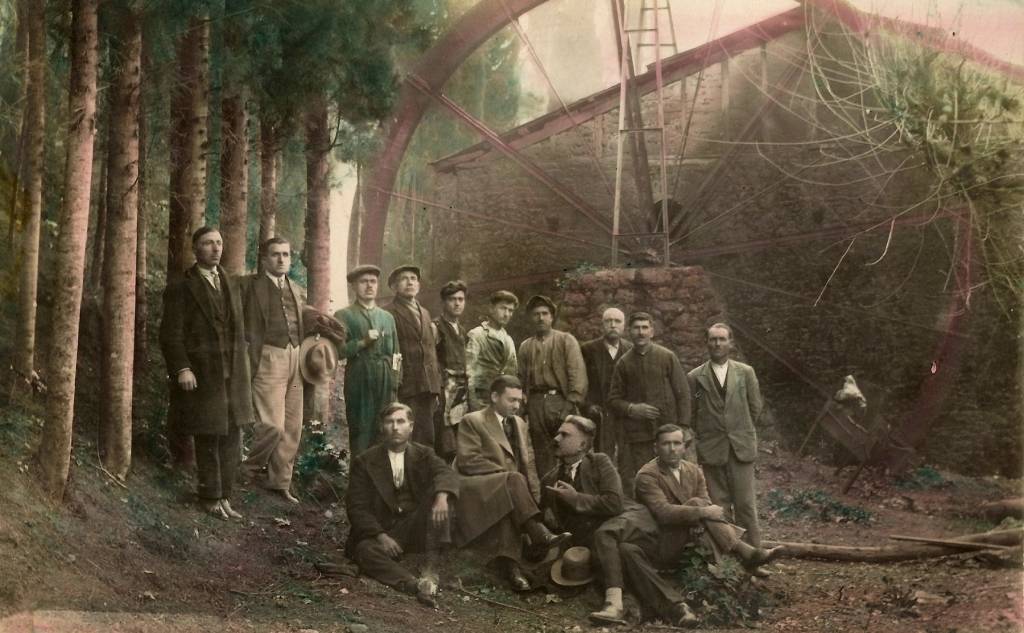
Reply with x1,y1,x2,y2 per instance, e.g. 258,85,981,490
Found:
580,307,632,459
346,402,458,608
688,323,766,570
160,226,253,520
385,265,442,451
433,280,468,460
455,375,570,591
239,237,306,503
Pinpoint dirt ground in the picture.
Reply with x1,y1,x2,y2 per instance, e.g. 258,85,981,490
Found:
0,401,1021,633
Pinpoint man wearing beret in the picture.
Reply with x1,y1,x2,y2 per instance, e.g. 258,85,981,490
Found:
384,265,442,451
336,265,400,455
608,312,691,495
518,295,587,477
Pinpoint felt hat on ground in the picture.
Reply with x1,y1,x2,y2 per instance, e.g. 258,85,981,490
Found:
550,546,595,587
346,264,381,283
299,335,339,385
387,264,421,287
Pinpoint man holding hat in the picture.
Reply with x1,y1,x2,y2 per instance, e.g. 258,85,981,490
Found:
608,312,691,494
336,265,400,455
384,265,442,451
518,294,587,476
238,237,309,503
159,226,253,520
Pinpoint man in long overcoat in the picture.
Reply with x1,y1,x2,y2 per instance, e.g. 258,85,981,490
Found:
455,375,570,591
580,307,632,458
688,323,766,567
160,227,253,520
346,402,458,608
336,265,399,455
239,236,306,503
518,294,587,476
384,265,442,450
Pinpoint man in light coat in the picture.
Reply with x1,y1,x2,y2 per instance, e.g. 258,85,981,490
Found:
688,323,766,573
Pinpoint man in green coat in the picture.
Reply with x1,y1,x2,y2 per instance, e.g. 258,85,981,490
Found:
336,265,399,456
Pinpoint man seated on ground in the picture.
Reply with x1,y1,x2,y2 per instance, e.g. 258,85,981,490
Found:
455,375,571,591
635,424,782,579
345,403,459,608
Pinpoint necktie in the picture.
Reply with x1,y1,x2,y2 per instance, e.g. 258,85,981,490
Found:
278,276,286,291
210,271,220,292
502,417,515,443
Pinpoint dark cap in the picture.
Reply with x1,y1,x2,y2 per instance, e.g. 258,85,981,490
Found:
525,294,557,315
489,290,519,307
628,311,654,325
346,264,382,283
387,264,421,287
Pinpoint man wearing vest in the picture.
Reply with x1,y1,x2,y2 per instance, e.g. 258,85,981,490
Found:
240,237,306,503
433,280,469,461
160,227,253,520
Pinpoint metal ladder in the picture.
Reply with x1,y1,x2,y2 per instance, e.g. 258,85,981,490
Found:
611,0,679,266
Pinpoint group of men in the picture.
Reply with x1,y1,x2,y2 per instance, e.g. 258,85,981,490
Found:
339,263,782,626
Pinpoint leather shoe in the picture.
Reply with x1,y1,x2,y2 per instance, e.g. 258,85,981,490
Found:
507,564,531,592
672,602,699,628
202,500,229,521
589,603,626,624
539,530,572,548
219,499,243,520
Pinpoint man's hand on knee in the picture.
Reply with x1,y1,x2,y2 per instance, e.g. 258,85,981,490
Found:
376,533,403,559
431,492,450,529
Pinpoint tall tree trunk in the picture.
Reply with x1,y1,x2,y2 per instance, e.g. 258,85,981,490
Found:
134,45,149,385
99,8,141,480
13,0,46,388
5,0,30,247
346,163,361,272
88,107,109,291
258,116,277,247
219,89,248,275
35,0,99,500
304,96,330,313
166,15,210,281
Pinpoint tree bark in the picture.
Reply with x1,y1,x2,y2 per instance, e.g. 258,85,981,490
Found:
88,102,109,291
35,0,99,500
304,96,331,313
134,44,149,380
219,90,248,275
13,0,46,387
764,529,1022,563
5,0,30,247
166,15,210,281
258,116,277,247
99,7,142,480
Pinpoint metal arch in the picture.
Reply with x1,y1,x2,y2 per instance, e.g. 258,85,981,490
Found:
358,0,552,266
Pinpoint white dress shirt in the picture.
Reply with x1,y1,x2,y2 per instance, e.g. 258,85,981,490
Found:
388,449,406,488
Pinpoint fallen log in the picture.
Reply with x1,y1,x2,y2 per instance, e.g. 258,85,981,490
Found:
979,498,1024,521
887,534,1014,550
764,529,1022,563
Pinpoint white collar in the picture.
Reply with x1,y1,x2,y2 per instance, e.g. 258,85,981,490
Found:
265,271,286,285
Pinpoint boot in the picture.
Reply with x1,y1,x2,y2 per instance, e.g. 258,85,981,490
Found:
590,587,626,624
524,519,570,548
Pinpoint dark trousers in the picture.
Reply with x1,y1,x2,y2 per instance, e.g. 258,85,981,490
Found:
352,499,451,591
619,441,655,499
194,421,241,500
404,392,438,451
592,506,660,592
526,392,575,477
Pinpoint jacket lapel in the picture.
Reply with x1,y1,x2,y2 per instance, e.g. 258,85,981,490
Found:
185,267,215,326
366,447,399,511
578,454,596,493
393,300,422,337
724,360,740,408
484,409,514,457
256,274,273,326
658,462,686,504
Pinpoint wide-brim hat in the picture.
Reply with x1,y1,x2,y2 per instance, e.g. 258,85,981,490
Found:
550,546,595,587
299,335,339,385
387,264,421,287
346,264,381,283
525,294,557,315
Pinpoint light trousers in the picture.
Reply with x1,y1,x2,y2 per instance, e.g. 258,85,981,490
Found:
245,344,304,490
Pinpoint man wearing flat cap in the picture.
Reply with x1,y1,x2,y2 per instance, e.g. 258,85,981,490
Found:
384,265,442,451
466,290,519,411
518,294,587,477
336,264,400,455
608,312,691,495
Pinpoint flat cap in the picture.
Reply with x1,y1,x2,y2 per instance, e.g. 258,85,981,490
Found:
525,294,557,314
628,311,654,325
387,264,421,287
346,264,382,283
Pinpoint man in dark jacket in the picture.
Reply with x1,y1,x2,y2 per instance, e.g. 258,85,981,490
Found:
160,227,253,520
433,280,469,460
580,307,632,459
385,265,442,451
346,402,459,608
607,312,691,495
239,236,306,503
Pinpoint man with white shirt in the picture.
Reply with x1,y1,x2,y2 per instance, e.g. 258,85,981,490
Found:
580,308,632,458
687,323,767,573
345,403,459,608
239,237,306,503
160,227,253,520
